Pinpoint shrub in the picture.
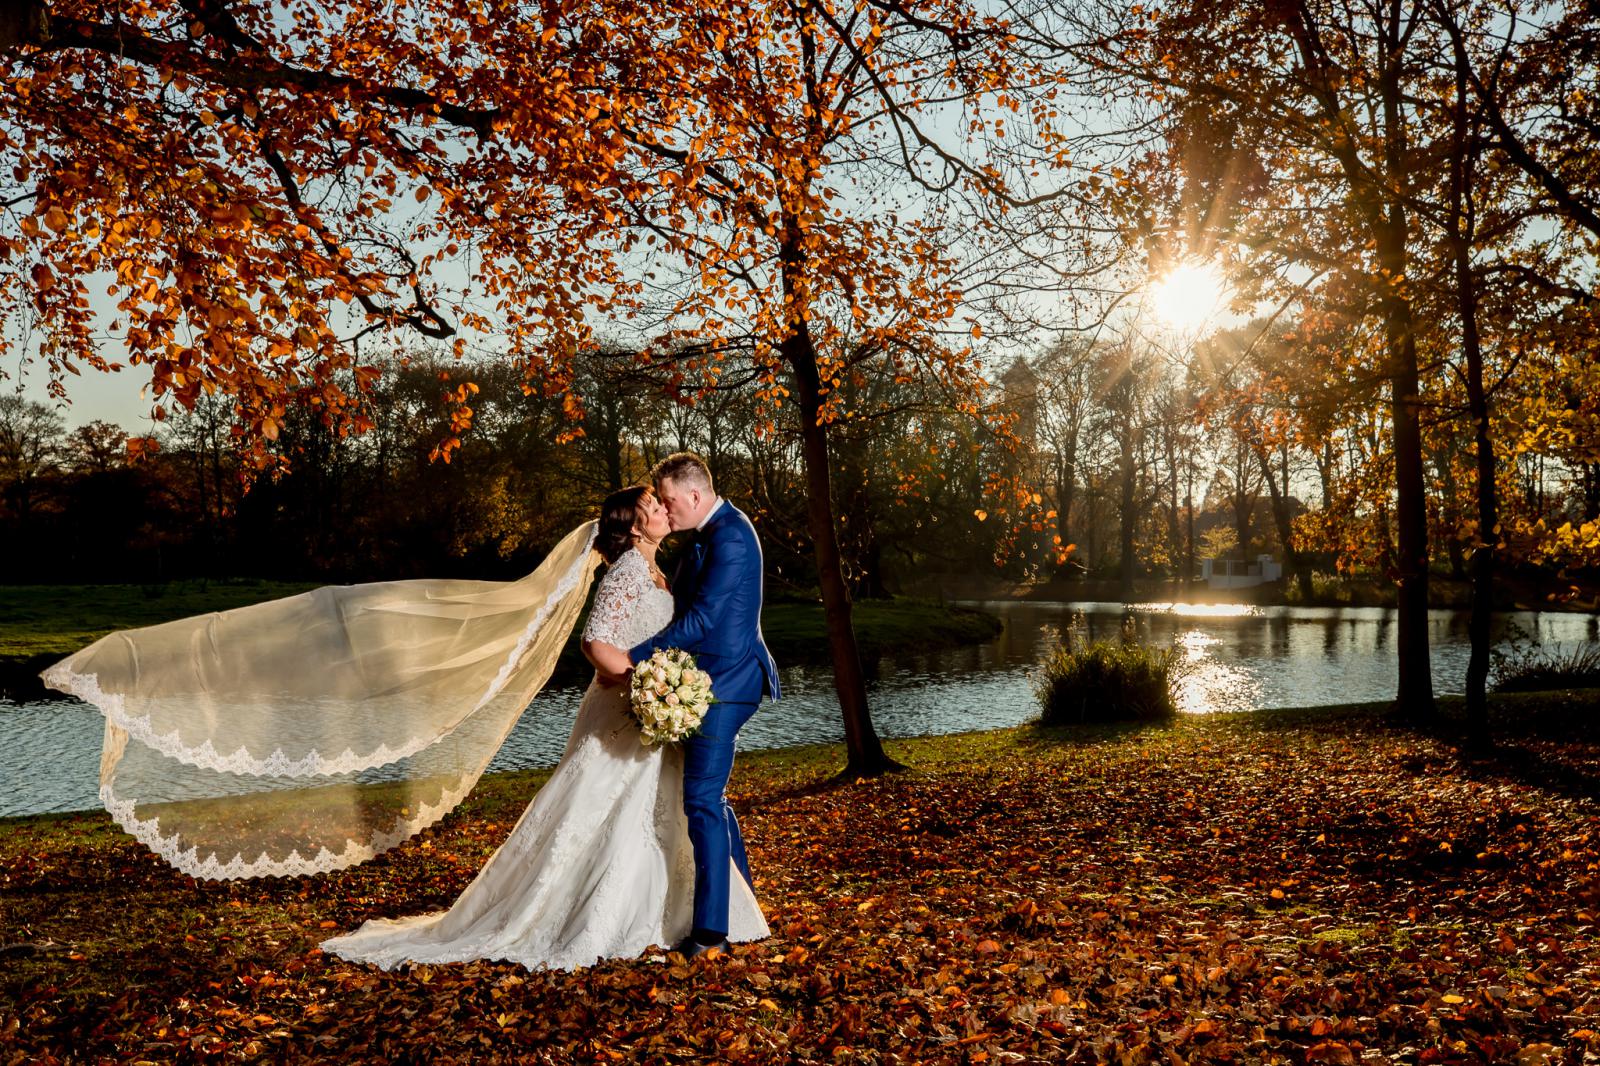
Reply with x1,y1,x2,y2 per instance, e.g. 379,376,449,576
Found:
1285,570,1354,605
1033,619,1183,724
1491,642,1600,693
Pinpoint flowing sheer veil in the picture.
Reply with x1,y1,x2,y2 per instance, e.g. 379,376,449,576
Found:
41,521,600,880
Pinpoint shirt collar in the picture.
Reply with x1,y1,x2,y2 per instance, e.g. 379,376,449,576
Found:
695,496,726,532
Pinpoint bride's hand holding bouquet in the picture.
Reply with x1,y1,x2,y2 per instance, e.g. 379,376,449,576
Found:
628,649,713,746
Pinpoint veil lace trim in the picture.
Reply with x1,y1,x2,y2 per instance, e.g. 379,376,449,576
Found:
43,521,601,880
42,527,597,780
97,774,479,881
472,526,597,714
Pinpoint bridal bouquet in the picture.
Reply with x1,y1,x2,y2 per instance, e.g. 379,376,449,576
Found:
628,649,714,746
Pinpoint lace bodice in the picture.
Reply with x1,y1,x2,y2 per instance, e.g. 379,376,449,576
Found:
581,548,675,650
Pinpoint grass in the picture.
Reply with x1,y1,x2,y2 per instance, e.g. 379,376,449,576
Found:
1033,634,1183,724
0,580,322,662
5,690,1600,1062
759,596,1004,662
1,582,1003,673
1492,640,1600,692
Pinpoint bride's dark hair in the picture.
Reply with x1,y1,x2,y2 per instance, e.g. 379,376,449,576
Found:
595,485,652,564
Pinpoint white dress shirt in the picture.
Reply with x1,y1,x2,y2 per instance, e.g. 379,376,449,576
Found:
695,496,726,531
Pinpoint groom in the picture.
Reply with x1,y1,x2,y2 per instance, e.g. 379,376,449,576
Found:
629,452,780,960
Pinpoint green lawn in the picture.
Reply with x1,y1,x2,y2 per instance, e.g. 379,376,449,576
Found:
759,596,1004,662
0,580,323,661
0,581,1003,669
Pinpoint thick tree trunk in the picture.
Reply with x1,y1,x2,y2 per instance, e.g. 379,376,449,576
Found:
1447,59,1495,746
1385,301,1436,718
603,402,624,490
1166,449,1182,582
1434,443,1468,579
789,344,902,777
1284,0,1433,718
779,235,901,779
1056,479,1074,562
1461,272,1495,746
1233,492,1251,561
1184,480,1196,591
1319,441,1335,511
1230,450,1252,559
1376,13,1436,721
1054,449,1075,573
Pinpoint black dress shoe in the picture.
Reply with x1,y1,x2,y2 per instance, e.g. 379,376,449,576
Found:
674,935,731,960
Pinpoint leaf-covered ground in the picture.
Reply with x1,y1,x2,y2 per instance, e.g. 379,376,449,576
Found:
4,694,1599,1064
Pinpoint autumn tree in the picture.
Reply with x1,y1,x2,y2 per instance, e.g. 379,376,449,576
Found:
1032,338,1095,569
1196,323,1326,601
591,2,1061,777
64,420,129,473
1,0,725,452
0,394,63,528
1051,0,1499,715
1421,0,1600,736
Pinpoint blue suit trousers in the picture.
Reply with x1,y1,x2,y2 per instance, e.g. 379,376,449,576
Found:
682,699,758,936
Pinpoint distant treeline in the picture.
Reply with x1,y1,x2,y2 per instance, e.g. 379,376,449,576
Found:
3,335,1596,601
0,349,1010,592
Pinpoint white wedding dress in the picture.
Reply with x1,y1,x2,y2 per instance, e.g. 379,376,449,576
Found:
320,548,769,971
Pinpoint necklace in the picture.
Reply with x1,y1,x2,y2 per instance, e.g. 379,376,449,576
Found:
637,548,668,589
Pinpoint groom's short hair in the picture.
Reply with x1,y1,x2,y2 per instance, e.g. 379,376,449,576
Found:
652,452,714,493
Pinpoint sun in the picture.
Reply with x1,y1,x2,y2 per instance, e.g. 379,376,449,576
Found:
1150,260,1231,333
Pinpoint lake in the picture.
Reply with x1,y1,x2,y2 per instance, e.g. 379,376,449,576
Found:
2,600,1594,818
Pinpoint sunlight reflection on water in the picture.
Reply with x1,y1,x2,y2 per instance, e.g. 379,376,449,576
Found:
1173,629,1263,713
4,600,1596,816
1138,602,1263,619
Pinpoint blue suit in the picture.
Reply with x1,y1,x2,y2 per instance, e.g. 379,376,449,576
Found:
629,501,779,937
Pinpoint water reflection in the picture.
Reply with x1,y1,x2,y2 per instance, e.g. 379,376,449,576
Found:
1172,629,1264,714
1142,602,1260,618
3,600,1595,817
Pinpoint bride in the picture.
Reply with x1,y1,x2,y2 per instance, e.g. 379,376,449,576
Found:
321,486,769,970
42,485,767,972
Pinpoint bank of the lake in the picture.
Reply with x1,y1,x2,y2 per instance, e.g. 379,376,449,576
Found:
0,581,1002,701
9,595,1596,817
4,690,1598,1063
925,571,1600,612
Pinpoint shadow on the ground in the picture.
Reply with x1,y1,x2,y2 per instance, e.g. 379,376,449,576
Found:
1449,739,1600,803
1408,690,1600,803
1017,717,1178,749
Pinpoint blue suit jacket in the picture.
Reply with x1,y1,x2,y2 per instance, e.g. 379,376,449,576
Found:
629,501,780,704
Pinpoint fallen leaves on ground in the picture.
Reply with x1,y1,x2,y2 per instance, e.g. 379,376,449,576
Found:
3,697,1600,1064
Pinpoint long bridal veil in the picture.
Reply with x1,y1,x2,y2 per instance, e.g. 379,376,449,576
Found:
41,521,600,880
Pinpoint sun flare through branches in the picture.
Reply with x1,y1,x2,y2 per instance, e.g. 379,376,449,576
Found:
1149,260,1231,333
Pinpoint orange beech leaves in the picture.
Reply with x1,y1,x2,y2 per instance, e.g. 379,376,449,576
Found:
4,0,698,459
2,0,1060,469
5,702,1600,1062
